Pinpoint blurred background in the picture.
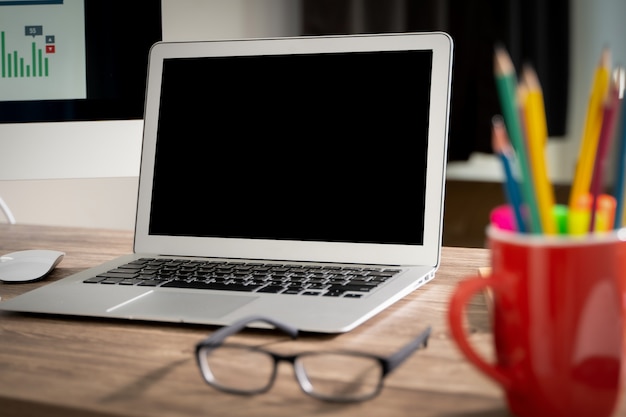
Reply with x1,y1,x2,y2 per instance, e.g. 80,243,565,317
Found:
0,0,625,247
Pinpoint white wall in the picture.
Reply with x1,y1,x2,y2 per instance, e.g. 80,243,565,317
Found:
0,177,140,229
1,0,625,229
161,0,301,41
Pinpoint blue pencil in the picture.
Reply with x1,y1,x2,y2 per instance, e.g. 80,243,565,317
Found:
492,116,526,232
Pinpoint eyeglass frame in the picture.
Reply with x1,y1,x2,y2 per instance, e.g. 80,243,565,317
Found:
195,315,432,402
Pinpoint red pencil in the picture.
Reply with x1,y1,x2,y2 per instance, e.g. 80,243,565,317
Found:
589,67,623,232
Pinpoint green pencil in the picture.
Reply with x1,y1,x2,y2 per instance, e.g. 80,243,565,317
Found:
494,45,542,234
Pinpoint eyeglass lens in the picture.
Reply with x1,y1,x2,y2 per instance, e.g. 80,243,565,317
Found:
295,352,383,401
200,345,276,393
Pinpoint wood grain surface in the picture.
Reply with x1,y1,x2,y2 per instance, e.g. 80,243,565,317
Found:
0,224,623,417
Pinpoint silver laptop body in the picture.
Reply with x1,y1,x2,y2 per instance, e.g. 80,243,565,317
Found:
1,32,453,333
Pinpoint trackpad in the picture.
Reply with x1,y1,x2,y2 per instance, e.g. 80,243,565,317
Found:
108,291,257,321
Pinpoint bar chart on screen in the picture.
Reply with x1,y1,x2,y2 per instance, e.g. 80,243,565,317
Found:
1,28,54,78
0,0,86,101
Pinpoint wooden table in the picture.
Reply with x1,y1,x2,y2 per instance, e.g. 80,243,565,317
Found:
0,224,623,417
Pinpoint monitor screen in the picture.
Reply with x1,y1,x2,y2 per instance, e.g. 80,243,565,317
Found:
0,0,162,123
148,50,432,245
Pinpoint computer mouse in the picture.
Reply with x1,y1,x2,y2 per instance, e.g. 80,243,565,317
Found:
0,250,65,283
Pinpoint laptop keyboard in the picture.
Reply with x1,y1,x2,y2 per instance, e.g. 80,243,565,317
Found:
82,258,401,298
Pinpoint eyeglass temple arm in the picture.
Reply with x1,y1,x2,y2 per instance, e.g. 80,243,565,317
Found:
383,325,432,374
198,315,299,346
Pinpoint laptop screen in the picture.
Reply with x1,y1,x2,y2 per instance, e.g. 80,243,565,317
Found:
148,49,432,246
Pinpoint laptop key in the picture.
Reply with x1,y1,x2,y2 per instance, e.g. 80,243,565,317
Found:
256,285,285,293
301,291,320,296
83,276,106,283
100,277,125,284
97,272,139,279
161,280,260,292
120,279,145,285
137,280,162,286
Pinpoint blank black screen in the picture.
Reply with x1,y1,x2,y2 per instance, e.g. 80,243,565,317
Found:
149,49,432,245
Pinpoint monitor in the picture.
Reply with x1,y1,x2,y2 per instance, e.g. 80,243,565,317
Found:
0,0,162,179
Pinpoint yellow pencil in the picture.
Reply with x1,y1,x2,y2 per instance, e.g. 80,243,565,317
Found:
569,47,612,209
521,64,557,234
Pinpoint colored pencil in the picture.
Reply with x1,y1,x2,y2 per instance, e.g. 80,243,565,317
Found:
569,47,611,210
491,115,526,232
520,64,557,234
494,45,541,234
589,66,622,232
613,67,626,228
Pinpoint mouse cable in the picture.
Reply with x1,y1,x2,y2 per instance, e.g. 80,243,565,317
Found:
0,195,16,224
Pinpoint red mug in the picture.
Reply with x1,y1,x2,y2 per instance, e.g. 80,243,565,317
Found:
448,226,626,417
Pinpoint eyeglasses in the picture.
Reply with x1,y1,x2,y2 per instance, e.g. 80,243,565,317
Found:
195,315,431,402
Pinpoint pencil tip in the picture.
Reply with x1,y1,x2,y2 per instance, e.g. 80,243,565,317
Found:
492,115,504,126
521,64,541,91
491,115,509,153
600,46,612,68
494,44,514,75
614,66,626,99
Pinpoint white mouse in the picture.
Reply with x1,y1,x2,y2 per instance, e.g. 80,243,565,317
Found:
0,250,65,283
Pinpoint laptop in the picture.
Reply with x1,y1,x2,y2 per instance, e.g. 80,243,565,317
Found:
1,32,454,333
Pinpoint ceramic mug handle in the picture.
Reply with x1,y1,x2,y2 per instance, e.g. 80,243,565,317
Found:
448,275,512,389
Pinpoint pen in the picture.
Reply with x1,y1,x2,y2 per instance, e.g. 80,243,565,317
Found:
598,194,617,232
490,204,517,231
571,193,616,234
568,195,591,235
552,204,569,234
494,45,541,233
